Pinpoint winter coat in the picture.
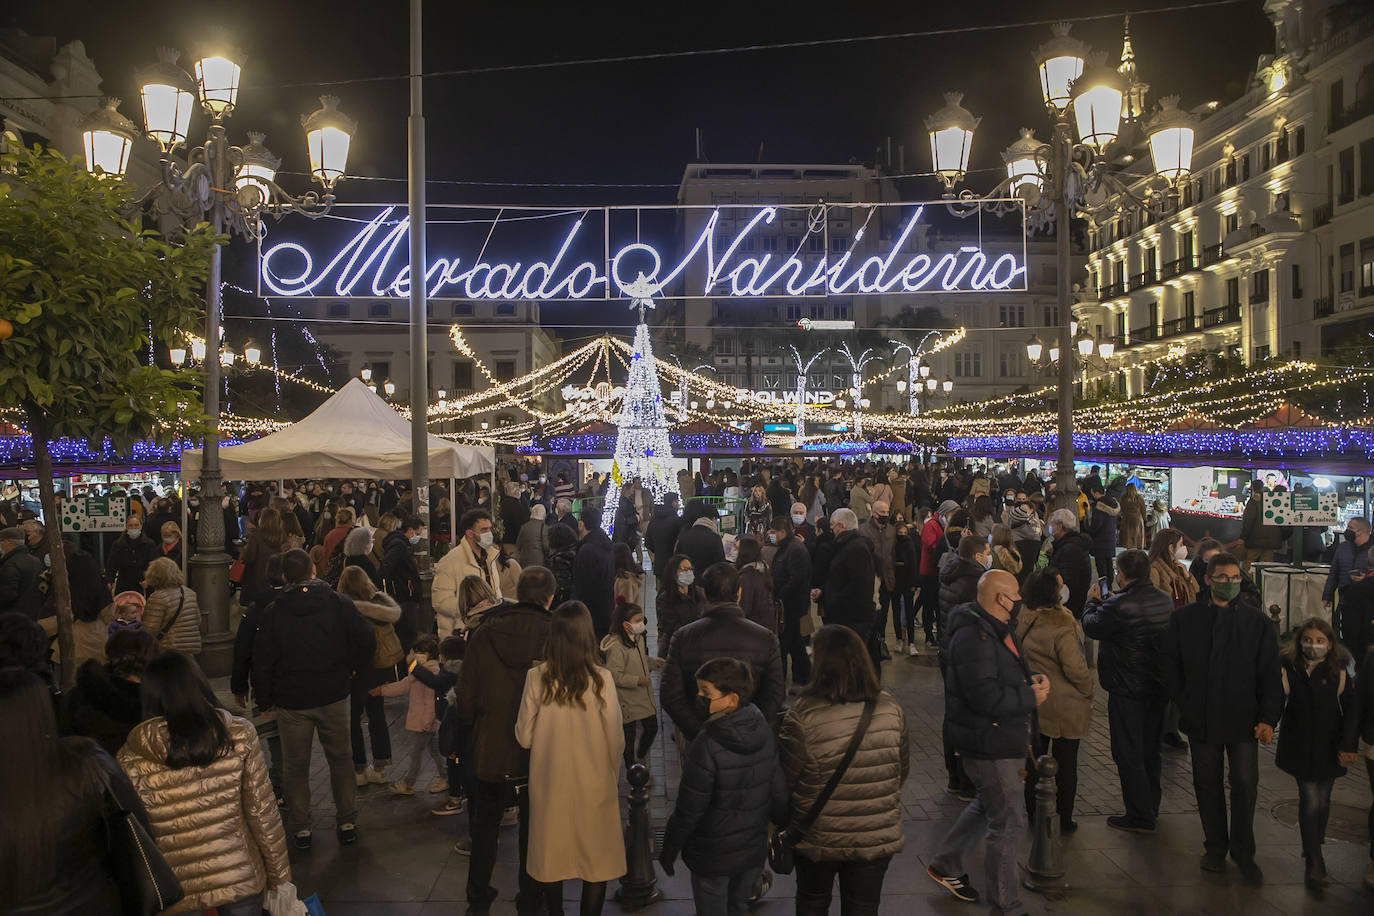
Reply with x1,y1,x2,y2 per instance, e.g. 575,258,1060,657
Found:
353,592,403,669
1085,497,1120,560
516,518,550,569
142,585,202,654
1082,580,1174,700
433,537,504,634
380,529,421,606
252,580,375,711
938,555,983,617
662,704,788,877
991,545,1021,577
771,537,812,622
239,529,284,605
118,711,290,914
573,527,616,636
811,531,837,586
516,664,626,883
1150,557,1199,607
857,518,896,591
1049,532,1095,617
1276,659,1356,782
547,545,577,606
919,516,945,577
61,659,144,755
821,529,876,630
849,484,873,521
738,562,775,632
661,602,785,739
614,571,643,608
644,506,684,579
779,693,908,861
1240,495,1283,552
1118,494,1146,550
675,518,726,581
657,583,706,655
0,545,42,618
230,585,284,700
745,496,772,538
1014,605,1093,738
376,660,441,732
1162,596,1283,745
104,532,160,595
454,600,552,782
942,603,1038,760
1348,647,1374,747
600,631,657,721
1338,577,1374,666
1324,537,1372,601
500,495,530,546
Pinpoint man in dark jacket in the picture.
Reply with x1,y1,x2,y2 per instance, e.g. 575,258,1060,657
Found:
661,562,785,740
1162,552,1282,884
1047,508,1095,618
253,548,375,848
1324,517,1371,608
1238,481,1283,572
455,566,555,915
645,494,684,580
1082,549,1175,832
937,535,986,644
813,509,876,645
859,500,897,660
1084,483,1120,583
928,569,1049,912
572,506,615,637
0,527,43,619
104,516,162,595
498,482,529,554
675,510,727,582
769,516,812,684
1338,552,1374,663
380,516,423,649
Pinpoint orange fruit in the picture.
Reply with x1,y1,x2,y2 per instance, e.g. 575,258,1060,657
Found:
0,318,12,341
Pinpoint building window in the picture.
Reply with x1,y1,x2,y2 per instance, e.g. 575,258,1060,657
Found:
832,303,850,320
368,301,391,317
999,304,1026,327
1276,130,1289,163
1148,301,1160,330
494,360,516,383
1043,304,1060,328
1225,212,1239,234
1254,344,1271,361
830,236,849,253
1330,78,1344,127
453,361,474,390
1294,126,1305,156
785,303,802,322
1226,276,1240,306
1274,191,1290,212
1115,312,1126,338
763,236,779,252
808,236,825,253
1224,157,1236,186
809,304,824,320
1180,230,1194,263
718,371,735,387
1339,147,1355,203
715,333,735,355
1260,142,1271,171
495,303,516,316
786,235,801,251
327,302,349,317
1291,264,1302,298
998,351,1026,378
1251,268,1270,303
1240,153,1251,180
1183,290,1196,317
1340,242,1355,292
1361,139,1374,196
453,302,474,316
953,351,982,378
1361,237,1374,294
373,361,391,384
740,237,756,253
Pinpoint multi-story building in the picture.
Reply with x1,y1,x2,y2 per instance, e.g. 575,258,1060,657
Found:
1079,0,1374,393
666,163,1084,409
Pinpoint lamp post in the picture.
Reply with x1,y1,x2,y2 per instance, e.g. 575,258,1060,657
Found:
82,47,355,675
925,21,1195,512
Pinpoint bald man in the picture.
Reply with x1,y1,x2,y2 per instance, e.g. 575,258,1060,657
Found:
789,501,814,548
928,569,1049,911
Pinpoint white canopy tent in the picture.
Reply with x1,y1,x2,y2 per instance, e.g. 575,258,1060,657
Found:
180,379,495,551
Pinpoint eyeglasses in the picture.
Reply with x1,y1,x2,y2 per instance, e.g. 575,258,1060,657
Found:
1210,574,1242,583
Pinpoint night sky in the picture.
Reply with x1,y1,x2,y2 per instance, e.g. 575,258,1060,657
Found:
11,0,1276,331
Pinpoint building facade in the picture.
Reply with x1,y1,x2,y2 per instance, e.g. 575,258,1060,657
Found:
1078,0,1374,394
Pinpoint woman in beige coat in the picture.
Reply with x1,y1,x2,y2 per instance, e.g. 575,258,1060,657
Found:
1118,484,1147,550
1015,568,1094,832
600,602,665,771
118,651,289,915
1147,527,1199,607
516,601,625,915
140,556,201,654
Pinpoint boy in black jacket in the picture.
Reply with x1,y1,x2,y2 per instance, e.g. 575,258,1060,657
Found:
660,657,788,916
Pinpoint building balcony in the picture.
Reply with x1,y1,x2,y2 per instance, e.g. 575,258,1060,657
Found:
1099,280,1126,299
1314,296,1334,318
1249,290,1270,304
1204,304,1242,327
1313,203,1333,227
1128,325,1160,345
1129,268,1158,291
1161,256,1197,281
1201,244,1225,267
1162,315,1201,337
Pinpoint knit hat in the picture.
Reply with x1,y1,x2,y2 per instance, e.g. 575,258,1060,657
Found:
0,526,24,544
936,500,960,517
112,590,147,615
1009,505,1034,525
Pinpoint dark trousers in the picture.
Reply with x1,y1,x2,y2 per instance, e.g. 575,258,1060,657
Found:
893,588,917,643
794,853,890,916
1367,759,1374,859
542,878,607,916
1024,735,1080,824
780,612,811,685
920,574,940,644
875,584,893,644
1297,777,1335,860
1190,739,1259,863
350,672,392,770
468,779,540,913
1107,693,1165,825
622,714,659,768
938,656,973,793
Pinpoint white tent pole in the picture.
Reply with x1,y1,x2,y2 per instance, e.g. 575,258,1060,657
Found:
449,477,456,547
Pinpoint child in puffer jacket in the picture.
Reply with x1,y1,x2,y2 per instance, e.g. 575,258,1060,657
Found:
412,635,467,815
372,635,446,795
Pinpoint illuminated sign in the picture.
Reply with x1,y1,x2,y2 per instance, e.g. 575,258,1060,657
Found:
259,202,1027,301
737,388,837,406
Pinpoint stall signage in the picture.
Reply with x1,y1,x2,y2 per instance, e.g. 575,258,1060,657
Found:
60,496,128,533
1262,491,1338,527
763,423,797,433
737,388,836,406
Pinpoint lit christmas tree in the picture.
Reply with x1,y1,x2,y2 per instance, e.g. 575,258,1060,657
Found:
610,283,678,516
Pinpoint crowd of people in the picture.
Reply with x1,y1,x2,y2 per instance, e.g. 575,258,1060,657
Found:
2,455,1374,915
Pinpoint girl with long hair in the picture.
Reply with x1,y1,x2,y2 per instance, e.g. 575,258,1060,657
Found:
0,668,143,913
240,506,286,604
457,574,502,627
338,565,403,786
515,601,625,916
613,541,643,608
118,651,290,915
600,602,664,771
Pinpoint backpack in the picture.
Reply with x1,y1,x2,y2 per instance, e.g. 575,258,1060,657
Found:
321,531,351,587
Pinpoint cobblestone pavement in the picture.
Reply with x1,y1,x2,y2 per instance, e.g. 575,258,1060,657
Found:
215,567,1374,915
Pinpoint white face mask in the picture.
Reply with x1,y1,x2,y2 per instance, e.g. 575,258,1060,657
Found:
629,621,647,636
127,529,142,539
162,536,176,544
1174,545,1189,562
791,514,805,525
767,532,778,545
1059,584,1071,604
476,530,494,549
677,570,695,587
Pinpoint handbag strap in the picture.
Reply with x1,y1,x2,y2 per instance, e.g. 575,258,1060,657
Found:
156,587,186,642
795,698,876,833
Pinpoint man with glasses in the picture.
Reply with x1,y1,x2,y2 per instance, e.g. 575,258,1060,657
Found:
1163,552,1282,885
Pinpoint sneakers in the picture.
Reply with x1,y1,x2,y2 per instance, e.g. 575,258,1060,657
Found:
500,807,519,827
355,770,367,788
927,864,979,903
294,830,312,850
896,639,906,654
1107,815,1156,834
388,781,415,796
453,836,473,856
363,765,387,785
432,797,467,816
428,778,449,794
907,642,920,657
337,822,358,845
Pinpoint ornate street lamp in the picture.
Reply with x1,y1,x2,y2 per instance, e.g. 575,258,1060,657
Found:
1147,95,1197,182
1072,53,1126,153
360,366,373,382
1026,334,1044,362
136,48,196,151
1003,128,1044,196
1036,22,1087,111
79,98,137,178
243,343,261,366
926,92,980,189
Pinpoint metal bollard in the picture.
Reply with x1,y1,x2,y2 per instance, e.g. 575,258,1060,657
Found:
614,763,663,910
1023,754,1066,896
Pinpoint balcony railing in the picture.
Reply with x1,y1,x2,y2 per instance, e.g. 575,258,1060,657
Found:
1314,203,1333,227
1099,281,1126,299
1129,325,1161,344
1314,296,1334,317
1204,304,1242,327
1161,256,1196,280
1201,244,1225,267
1162,315,1201,337
1129,268,1158,291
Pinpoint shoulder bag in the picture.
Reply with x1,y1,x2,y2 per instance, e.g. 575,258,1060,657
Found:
371,598,405,669
154,587,186,644
102,780,184,915
768,698,876,875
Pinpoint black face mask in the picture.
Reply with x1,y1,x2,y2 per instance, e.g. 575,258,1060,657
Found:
873,515,888,526
698,695,715,718
1345,529,1358,543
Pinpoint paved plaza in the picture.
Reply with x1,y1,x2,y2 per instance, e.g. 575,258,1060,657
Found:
217,574,1374,915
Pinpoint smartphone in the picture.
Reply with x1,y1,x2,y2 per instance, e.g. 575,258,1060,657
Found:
1098,577,1109,595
